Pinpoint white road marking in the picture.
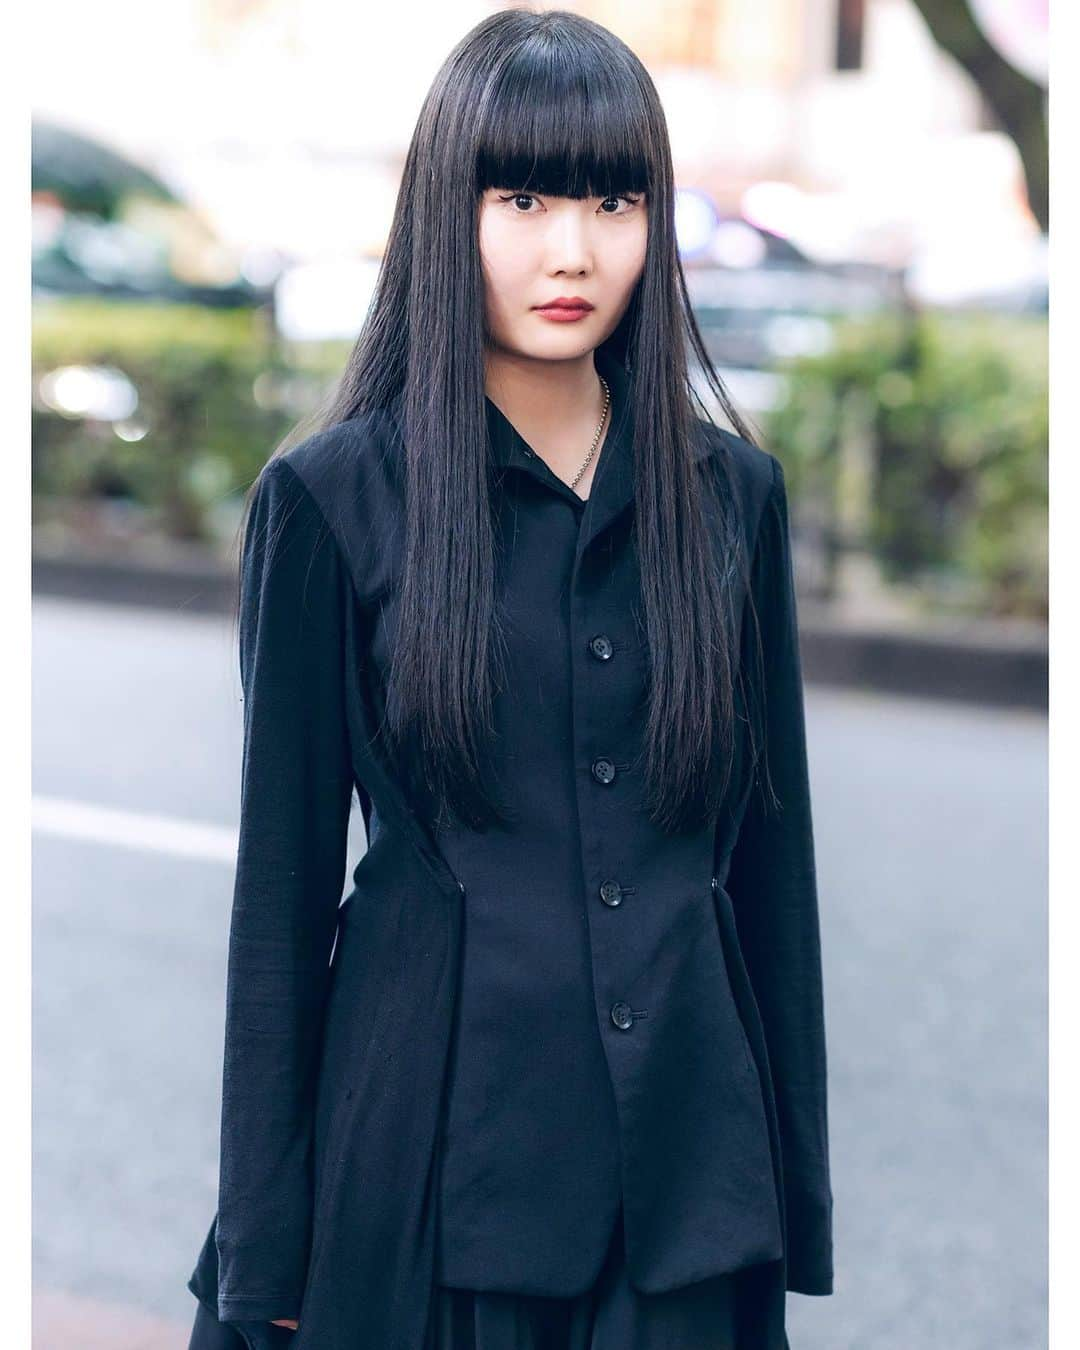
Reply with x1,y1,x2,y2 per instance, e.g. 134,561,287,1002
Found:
32,795,238,863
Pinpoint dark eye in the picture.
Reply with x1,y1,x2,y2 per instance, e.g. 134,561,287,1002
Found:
599,194,642,215
496,192,539,212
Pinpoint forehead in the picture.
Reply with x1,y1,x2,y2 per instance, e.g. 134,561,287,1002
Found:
473,54,652,199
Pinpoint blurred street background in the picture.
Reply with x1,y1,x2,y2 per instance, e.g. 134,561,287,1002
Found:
31,1,1048,1347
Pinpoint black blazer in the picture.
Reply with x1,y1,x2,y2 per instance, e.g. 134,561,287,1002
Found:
188,349,833,1350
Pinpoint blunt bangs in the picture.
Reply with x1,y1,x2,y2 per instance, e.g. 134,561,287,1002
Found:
474,39,653,201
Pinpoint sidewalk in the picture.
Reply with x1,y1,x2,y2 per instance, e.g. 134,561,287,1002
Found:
32,550,1047,713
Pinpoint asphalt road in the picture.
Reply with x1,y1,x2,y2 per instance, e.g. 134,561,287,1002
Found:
31,595,1047,1349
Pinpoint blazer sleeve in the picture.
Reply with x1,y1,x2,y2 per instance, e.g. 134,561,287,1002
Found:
213,456,356,1323
725,454,834,1296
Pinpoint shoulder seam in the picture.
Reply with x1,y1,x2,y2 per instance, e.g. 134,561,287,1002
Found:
766,449,781,496
267,456,344,545
264,455,355,577
270,450,390,611
749,452,781,562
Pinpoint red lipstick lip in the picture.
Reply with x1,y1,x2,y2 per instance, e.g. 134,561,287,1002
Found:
534,297,595,312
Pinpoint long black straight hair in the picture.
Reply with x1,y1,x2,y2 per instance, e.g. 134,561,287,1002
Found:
243,7,769,835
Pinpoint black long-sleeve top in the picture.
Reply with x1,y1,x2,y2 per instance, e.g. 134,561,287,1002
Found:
206,346,833,1326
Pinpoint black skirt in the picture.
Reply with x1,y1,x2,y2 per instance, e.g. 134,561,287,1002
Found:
428,1211,738,1350
188,1209,739,1350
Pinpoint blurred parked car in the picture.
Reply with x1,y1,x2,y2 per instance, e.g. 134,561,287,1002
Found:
682,215,904,421
685,216,905,374
32,119,277,309
903,229,1047,312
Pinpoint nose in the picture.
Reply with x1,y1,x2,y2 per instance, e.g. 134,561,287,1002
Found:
546,203,593,276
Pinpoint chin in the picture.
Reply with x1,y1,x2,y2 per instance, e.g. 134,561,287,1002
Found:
513,335,598,364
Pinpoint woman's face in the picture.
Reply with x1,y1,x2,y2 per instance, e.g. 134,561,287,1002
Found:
478,188,648,362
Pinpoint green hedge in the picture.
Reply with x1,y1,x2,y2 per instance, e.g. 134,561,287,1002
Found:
764,310,1047,619
32,299,346,545
33,300,1048,620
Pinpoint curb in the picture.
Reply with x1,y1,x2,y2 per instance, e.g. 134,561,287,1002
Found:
796,602,1046,713
32,553,1047,713
33,551,237,616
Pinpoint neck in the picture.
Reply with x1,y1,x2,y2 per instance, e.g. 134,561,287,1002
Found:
483,348,609,481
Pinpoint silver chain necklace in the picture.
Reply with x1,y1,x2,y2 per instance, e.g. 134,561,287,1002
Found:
569,375,611,491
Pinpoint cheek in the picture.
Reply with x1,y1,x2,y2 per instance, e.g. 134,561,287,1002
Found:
479,218,530,306
607,225,648,299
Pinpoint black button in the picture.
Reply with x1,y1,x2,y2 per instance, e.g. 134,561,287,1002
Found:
458,880,467,897
599,880,623,907
588,634,614,661
591,757,617,785
610,1001,635,1031
711,876,718,894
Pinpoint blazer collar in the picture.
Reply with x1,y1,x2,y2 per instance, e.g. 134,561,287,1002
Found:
485,348,716,548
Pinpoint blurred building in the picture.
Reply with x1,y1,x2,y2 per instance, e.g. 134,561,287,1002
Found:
596,0,1038,265
32,0,1042,269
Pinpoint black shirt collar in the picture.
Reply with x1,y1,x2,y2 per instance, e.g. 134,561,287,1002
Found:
483,346,630,474
484,348,716,473
484,349,716,542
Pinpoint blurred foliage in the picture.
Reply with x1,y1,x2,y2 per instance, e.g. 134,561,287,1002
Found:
765,310,1048,619
31,299,343,544
33,300,1047,621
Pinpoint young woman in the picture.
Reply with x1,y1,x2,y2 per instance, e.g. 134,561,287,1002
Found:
186,9,833,1350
